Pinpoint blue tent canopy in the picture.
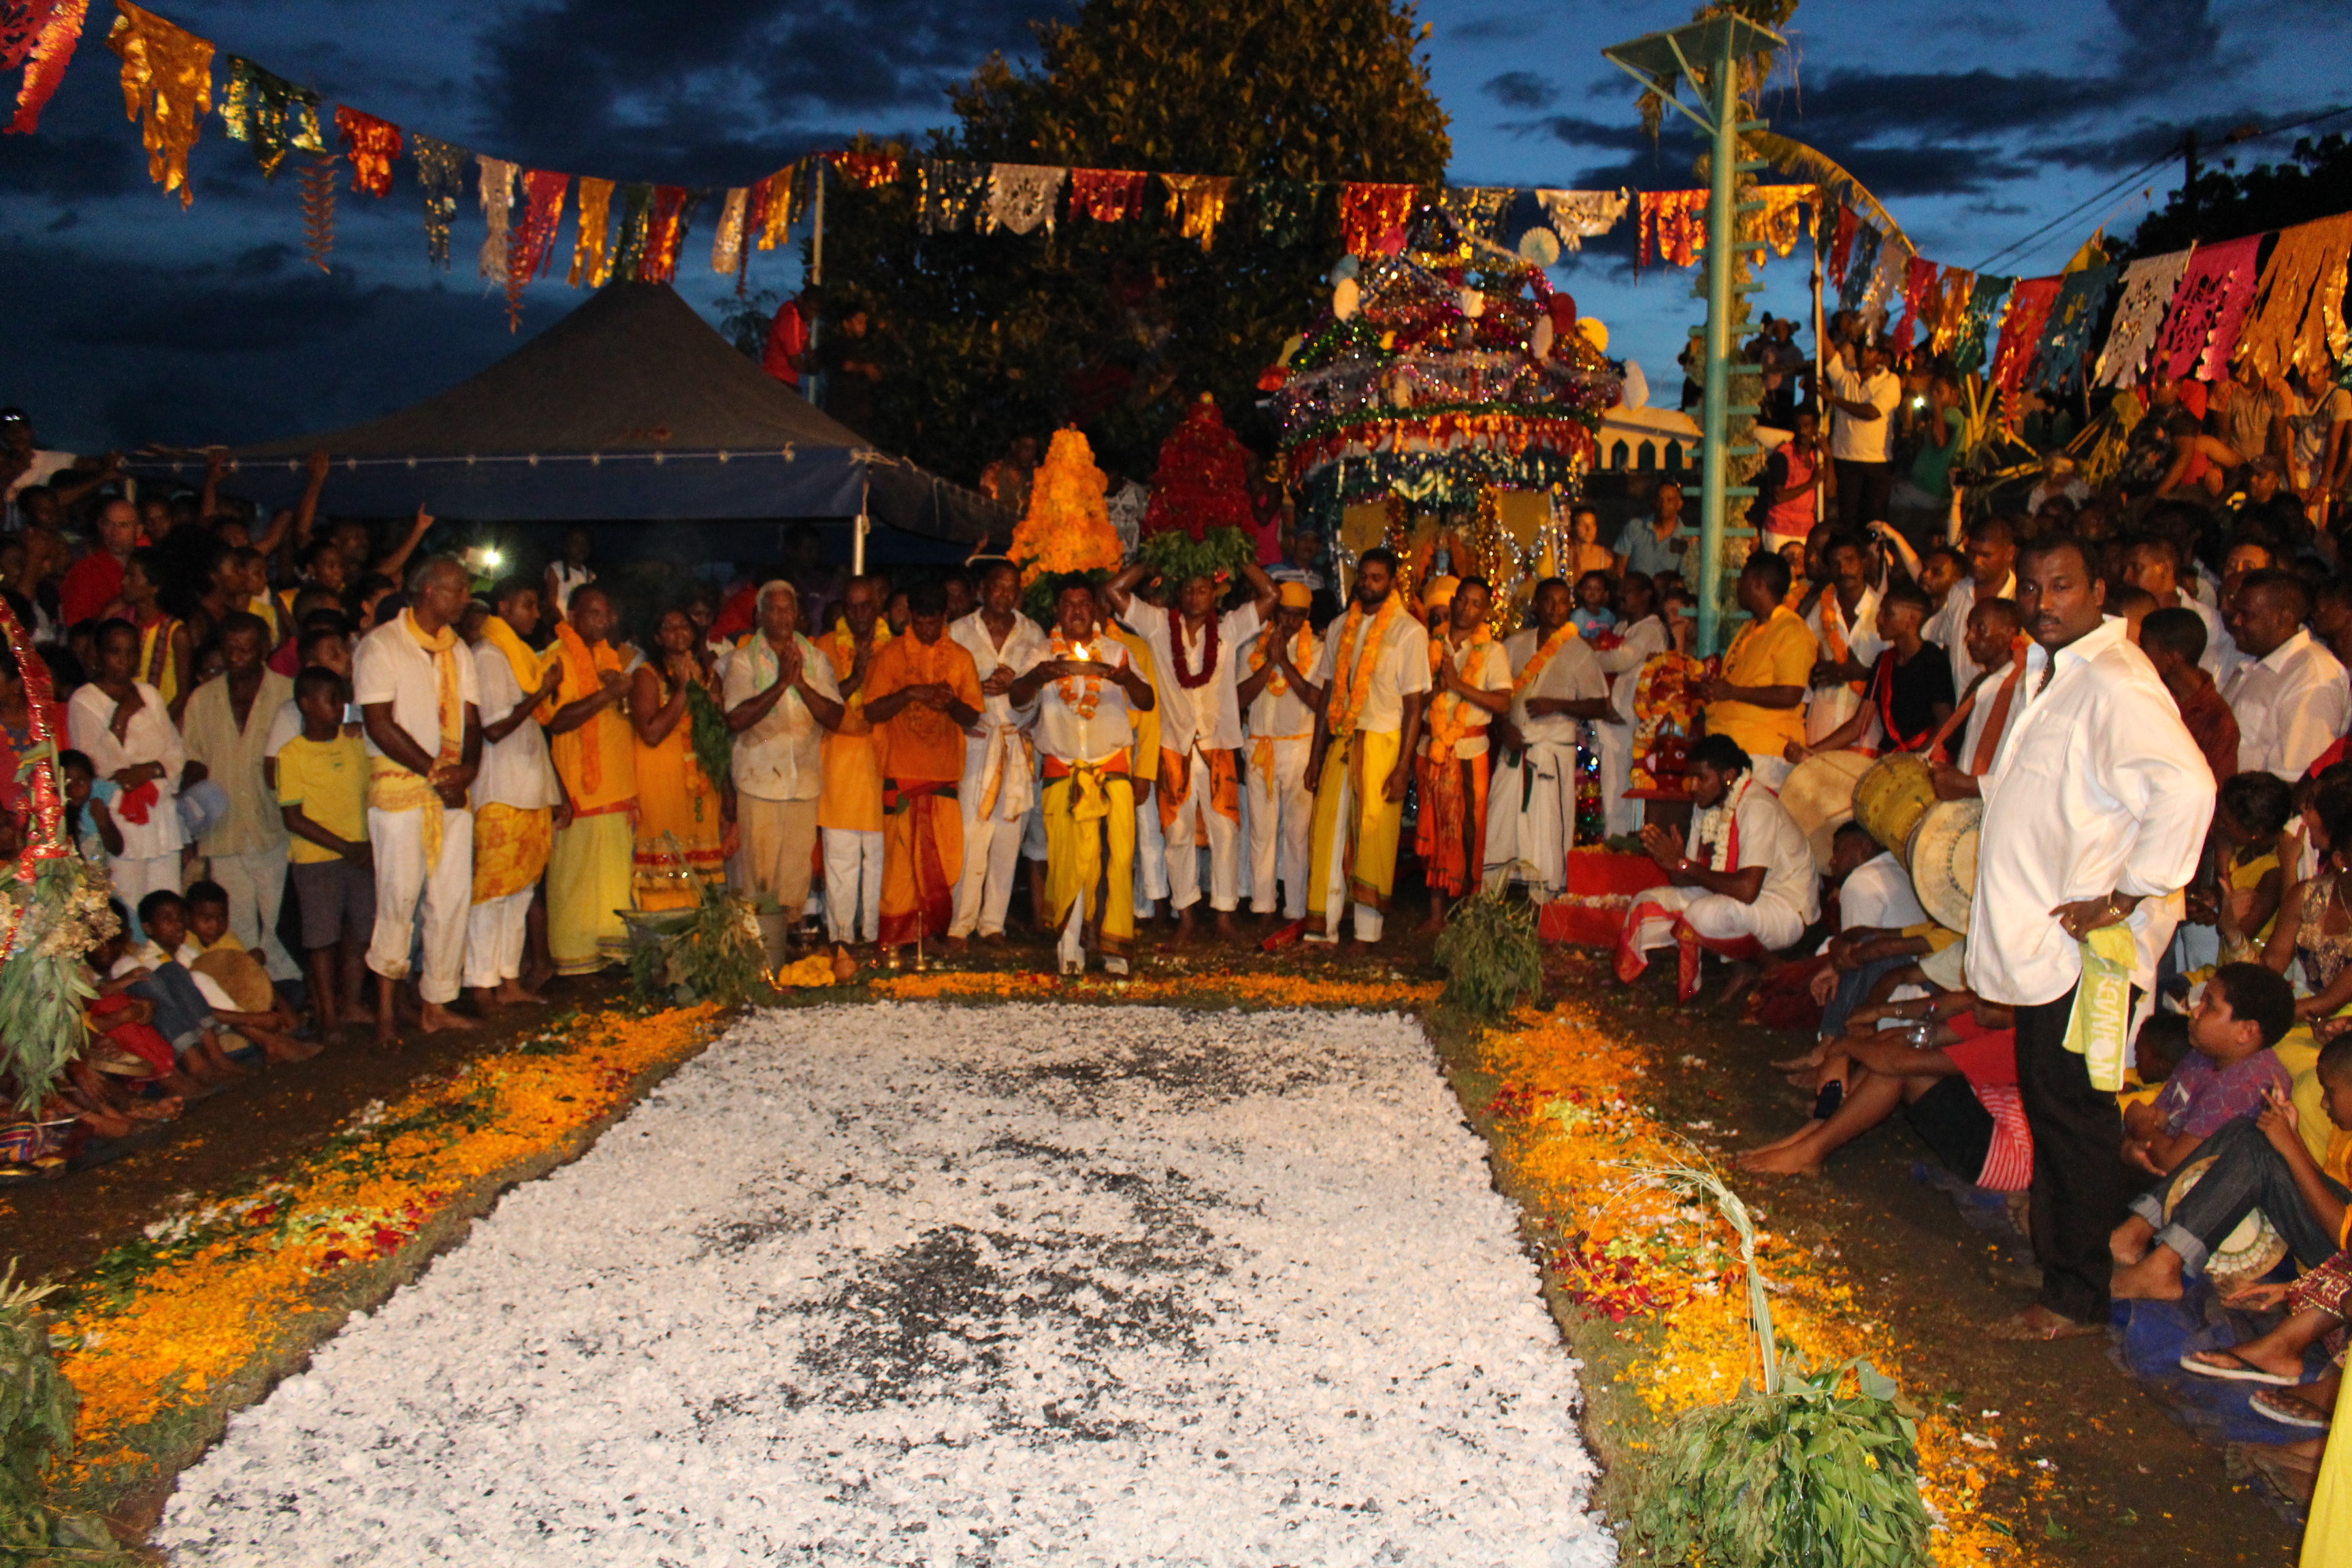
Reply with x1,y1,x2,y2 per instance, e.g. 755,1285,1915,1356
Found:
133,282,1007,542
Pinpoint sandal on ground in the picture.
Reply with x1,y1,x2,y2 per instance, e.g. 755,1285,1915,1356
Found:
2180,1348,2300,1385
1985,1307,2106,1342
2250,1388,2334,1429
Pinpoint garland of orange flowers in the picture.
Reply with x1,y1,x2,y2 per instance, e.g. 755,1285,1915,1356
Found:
1426,627,1497,755
1510,620,1582,697
1049,630,1106,717
1326,593,1404,734
1247,623,1318,699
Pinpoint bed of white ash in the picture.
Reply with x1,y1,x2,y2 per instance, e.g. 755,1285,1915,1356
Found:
159,1001,1615,1567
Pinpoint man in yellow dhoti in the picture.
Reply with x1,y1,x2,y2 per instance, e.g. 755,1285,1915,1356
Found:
542,586,637,976
353,557,481,1044
1010,581,1158,975
862,582,983,957
1305,547,1429,945
468,576,563,1007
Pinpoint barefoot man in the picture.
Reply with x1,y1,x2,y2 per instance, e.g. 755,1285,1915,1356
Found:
1969,534,2213,1341
354,556,481,1043
466,576,564,1009
1417,576,1512,928
1304,548,1428,945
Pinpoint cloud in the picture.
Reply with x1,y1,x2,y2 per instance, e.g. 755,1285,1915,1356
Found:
1482,71,1559,111
1450,10,1548,42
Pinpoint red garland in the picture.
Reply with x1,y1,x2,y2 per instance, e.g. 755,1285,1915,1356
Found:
1166,605,1218,691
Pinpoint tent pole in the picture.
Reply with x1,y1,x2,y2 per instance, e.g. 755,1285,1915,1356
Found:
810,160,826,288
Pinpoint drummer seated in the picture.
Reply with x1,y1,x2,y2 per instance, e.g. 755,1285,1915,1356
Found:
1622,735,1819,1004
2112,969,2336,1303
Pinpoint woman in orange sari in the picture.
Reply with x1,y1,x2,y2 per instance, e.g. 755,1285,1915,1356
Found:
629,607,730,909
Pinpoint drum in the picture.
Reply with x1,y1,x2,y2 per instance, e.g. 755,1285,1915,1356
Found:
1850,753,1936,865
1778,750,1875,870
2163,1157,2289,1283
1908,798,1980,933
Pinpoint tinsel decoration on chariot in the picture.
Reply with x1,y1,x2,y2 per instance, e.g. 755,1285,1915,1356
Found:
1260,203,1621,538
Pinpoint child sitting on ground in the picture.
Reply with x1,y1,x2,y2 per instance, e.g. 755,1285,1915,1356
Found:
2195,772,2293,966
178,880,314,1058
2121,1010,2192,1117
133,889,314,1064
2110,962,2308,1299
276,666,376,1034
92,901,242,1087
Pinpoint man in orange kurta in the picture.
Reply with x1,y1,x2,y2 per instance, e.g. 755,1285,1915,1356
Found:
817,577,889,943
862,581,983,952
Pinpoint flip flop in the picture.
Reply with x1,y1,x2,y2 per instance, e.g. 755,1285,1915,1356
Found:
2249,1388,2334,1429
2180,1348,2300,1385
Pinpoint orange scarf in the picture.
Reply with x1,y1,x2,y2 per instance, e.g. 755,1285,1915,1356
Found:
1326,594,1403,734
552,621,633,811
1819,591,1868,696
1247,623,1319,700
1511,622,1581,698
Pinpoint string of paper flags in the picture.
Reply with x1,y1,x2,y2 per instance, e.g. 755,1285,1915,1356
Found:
7,0,2348,387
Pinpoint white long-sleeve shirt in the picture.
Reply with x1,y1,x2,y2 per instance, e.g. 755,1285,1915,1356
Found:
1922,572,2016,698
67,681,185,860
2223,627,2351,783
1966,617,2215,1007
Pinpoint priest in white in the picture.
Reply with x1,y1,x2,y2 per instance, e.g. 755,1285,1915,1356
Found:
947,560,1050,942
1484,578,1611,901
1594,574,1670,837
1234,583,1322,925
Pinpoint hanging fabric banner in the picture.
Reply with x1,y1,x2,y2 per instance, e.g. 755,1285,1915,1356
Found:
1989,276,2063,404
570,176,613,287
639,185,689,281
2236,214,2352,378
1638,189,1705,269
1068,167,1146,223
510,169,568,282
710,185,747,274
1339,182,1418,257
2094,248,2193,387
984,163,1064,235
751,163,796,250
1252,178,1318,247
1437,185,1512,244
219,56,320,177
5,0,86,134
1950,274,2012,377
2033,263,2119,393
1838,223,1881,311
610,182,653,280
1828,204,1857,281
410,133,465,270
334,105,402,198
1534,189,1627,252
831,150,900,190
1160,173,1232,250
1752,184,1816,259
105,0,213,208
2151,234,2261,382
917,157,985,234
1865,238,1910,320
1891,254,1938,353
1925,265,1976,355
476,154,515,282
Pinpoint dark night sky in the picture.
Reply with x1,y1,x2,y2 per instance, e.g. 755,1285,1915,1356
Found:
2,0,2345,466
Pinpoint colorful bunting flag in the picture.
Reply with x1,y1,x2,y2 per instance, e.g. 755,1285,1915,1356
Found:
711,185,747,274
5,0,86,134
916,157,985,234
2032,263,2118,393
511,169,568,281
297,152,333,270
610,182,652,280
1252,178,1318,248
640,185,689,281
335,105,402,197
984,163,1064,236
1829,205,1857,281
1068,167,1146,223
2236,215,2352,378
1437,186,1512,245
1891,255,1938,353
1534,188,1625,252
1340,182,1418,258
570,176,614,287
2152,235,2261,382
1160,173,1232,250
1838,223,1881,312
749,163,796,250
411,133,465,270
1752,184,1816,259
1989,276,2062,406
476,154,515,282
1925,264,1975,355
105,0,213,207
218,56,320,176
831,150,900,190
2094,249,2192,388
1950,274,2012,378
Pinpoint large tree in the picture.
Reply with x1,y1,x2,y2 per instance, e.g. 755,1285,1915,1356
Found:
813,0,1450,486
2123,132,2352,257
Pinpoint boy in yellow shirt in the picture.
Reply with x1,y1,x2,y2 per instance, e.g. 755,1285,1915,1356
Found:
278,667,377,1034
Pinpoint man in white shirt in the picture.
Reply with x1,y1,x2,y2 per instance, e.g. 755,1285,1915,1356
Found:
722,581,843,923
1305,549,1428,944
179,614,296,980
1921,518,2018,697
1107,557,1277,941
68,618,186,938
353,557,482,1045
1009,581,1158,975
1969,535,2212,1341
1417,576,1515,926
2222,569,2351,782
466,578,564,1007
1594,576,1669,836
1483,578,1610,902
1803,534,1884,745
2118,535,2222,675
947,560,1049,943
1618,733,1818,1002
1928,598,2029,801
1820,338,1901,536
1234,582,1322,926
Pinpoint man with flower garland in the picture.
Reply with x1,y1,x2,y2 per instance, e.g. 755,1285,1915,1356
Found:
723,580,845,938
1417,576,1513,928
1304,549,1429,945
1106,556,1277,943
862,582,983,958
1010,581,1158,974
1483,577,1611,902
1618,732,1817,1004
1235,581,1323,928
947,560,1049,945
